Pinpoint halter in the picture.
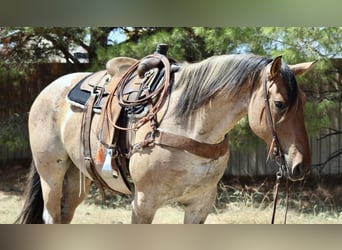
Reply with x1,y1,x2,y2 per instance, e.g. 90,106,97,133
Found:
262,68,290,224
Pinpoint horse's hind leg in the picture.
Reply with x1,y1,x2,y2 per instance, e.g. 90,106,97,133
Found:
60,164,92,224
37,157,70,224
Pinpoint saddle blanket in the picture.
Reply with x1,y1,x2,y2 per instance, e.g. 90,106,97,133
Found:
66,66,167,116
66,56,138,112
66,71,110,112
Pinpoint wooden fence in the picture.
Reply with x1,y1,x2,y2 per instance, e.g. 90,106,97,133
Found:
0,63,87,165
1,63,342,177
0,63,87,120
226,102,342,176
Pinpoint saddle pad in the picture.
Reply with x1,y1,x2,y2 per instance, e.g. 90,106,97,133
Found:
66,55,138,109
67,73,94,107
66,71,109,110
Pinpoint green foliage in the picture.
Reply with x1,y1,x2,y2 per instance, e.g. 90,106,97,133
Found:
91,27,208,71
228,117,260,151
0,114,29,160
2,27,342,153
304,100,336,136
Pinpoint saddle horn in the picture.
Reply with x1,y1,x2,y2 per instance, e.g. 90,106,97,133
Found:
137,43,169,78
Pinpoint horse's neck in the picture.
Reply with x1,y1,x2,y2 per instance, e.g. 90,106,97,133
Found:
159,86,250,144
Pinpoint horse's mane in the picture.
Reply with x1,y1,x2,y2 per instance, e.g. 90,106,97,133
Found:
173,54,298,119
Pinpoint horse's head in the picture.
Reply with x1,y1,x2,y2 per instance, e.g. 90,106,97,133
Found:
248,56,316,181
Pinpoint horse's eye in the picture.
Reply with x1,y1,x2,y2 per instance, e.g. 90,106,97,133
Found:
274,101,287,110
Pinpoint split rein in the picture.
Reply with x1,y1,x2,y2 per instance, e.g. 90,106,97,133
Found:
263,72,290,224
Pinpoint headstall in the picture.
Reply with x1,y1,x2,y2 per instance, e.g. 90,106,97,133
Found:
262,68,290,224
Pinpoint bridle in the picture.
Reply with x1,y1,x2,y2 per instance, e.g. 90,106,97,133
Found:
262,67,290,224
263,72,288,177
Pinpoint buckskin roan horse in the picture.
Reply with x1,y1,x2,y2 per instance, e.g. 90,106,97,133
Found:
16,49,316,224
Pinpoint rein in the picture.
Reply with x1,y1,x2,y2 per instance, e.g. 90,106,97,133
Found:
262,71,289,224
271,172,289,224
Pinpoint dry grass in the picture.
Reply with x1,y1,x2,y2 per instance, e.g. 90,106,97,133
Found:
1,182,341,224
1,165,342,224
2,191,341,224
73,202,334,224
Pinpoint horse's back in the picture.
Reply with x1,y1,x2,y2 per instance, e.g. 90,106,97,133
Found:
29,72,90,159
30,72,89,126
31,72,91,109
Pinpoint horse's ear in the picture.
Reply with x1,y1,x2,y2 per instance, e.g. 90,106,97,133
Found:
269,56,282,78
288,60,317,76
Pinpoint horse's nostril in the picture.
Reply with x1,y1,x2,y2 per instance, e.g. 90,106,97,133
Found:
292,163,303,178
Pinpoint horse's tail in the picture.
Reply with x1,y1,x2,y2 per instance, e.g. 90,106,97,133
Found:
14,161,44,224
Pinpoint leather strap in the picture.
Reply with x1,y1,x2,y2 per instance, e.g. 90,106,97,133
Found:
154,130,229,159
81,93,111,199
264,65,290,224
271,172,289,224
262,72,288,176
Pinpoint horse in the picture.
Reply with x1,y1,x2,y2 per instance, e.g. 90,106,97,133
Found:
15,53,316,224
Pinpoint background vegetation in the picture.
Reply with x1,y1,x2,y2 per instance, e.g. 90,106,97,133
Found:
1,27,342,224
1,27,342,163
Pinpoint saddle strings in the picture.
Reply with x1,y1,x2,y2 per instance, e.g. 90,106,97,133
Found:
78,166,86,197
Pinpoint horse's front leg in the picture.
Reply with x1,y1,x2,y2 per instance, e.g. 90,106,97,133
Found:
183,186,217,224
131,190,159,224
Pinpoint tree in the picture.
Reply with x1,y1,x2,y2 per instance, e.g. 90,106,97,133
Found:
1,27,342,154
0,27,118,67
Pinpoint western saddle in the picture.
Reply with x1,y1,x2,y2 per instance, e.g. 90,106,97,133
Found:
67,44,178,195
67,44,229,197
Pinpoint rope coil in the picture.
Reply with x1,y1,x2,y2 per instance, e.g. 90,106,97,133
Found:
103,54,172,132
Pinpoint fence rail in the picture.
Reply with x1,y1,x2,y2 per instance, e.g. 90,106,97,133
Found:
227,102,342,176
1,63,342,176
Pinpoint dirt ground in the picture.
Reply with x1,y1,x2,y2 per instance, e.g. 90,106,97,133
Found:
2,164,342,224
0,164,29,197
